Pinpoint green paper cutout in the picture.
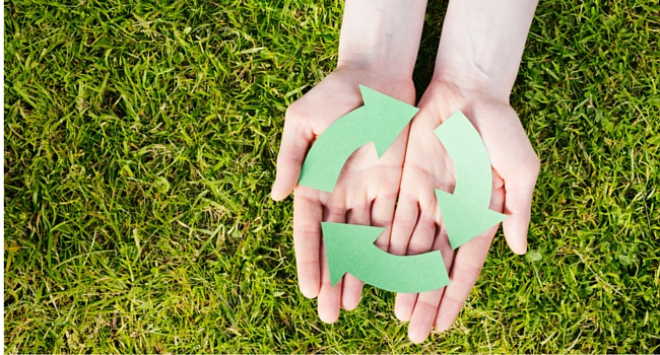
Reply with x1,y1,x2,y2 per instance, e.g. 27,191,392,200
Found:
298,85,419,193
322,222,450,293
435,111,509,249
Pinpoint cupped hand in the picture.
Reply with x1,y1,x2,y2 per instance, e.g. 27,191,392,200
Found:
388,79,539,343
272,66,416,323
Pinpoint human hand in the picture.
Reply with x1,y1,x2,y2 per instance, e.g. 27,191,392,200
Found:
271,0,427,323
388,79,540,343
272,66,416,322
386,0,539,342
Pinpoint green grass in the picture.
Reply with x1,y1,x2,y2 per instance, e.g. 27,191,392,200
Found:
4,0,660,352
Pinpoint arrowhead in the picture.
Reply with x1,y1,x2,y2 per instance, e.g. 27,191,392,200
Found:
435,189,508,249
321,222,385,287
359,85,419,157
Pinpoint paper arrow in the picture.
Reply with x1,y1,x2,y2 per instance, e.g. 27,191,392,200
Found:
435,111,508,249
322,222,450,293
298,85,419,193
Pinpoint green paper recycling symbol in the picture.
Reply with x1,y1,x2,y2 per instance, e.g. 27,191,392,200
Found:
297,85,507,293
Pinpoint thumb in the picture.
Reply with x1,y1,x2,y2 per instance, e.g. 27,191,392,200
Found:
271,118,313,201
501,154,540,254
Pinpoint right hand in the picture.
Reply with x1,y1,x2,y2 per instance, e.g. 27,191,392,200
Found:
272,66,416,323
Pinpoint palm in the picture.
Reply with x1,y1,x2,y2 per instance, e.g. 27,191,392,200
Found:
273,67,416,322
389,81,539,342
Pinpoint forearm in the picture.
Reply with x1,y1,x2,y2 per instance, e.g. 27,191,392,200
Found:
338,0,428,81
434,0,538,101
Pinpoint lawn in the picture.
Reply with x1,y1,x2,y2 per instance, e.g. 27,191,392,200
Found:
4,0,660,352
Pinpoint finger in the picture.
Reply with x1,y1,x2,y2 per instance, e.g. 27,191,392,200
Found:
293,187,323,298
406,207,437,256
370,192,398,250
433,228,495,332
373,190,413,319
341,204,370,311
408,289,442,343
434,186,505,332
271,118,314,201
502,155,540,254
388,193,419,256
408,227,453,343
394,292,417,323
317,204,346,323
393,208,436,322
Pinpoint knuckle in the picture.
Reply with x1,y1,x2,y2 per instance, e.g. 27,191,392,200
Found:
325,205,346,219
377,191,399,203
453,262,483,282
389,241,408,255
297,257,319,266
294,223,320,237
347,199,370,212
407,240,432,255
321,279,341,289
285,101,306,123
519,151,540,177
415,299,439,313
277,152,300,166
393,215,417,233
371,216,393,228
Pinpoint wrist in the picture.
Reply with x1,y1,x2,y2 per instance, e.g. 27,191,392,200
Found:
432,0,538,102
336,0,427,83
336,55,415,83
432,61,516,103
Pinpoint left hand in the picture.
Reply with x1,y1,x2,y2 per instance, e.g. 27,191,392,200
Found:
388,79,540,343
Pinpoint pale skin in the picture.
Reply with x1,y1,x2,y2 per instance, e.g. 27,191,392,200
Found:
271,0,427,323
271,0,540,344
